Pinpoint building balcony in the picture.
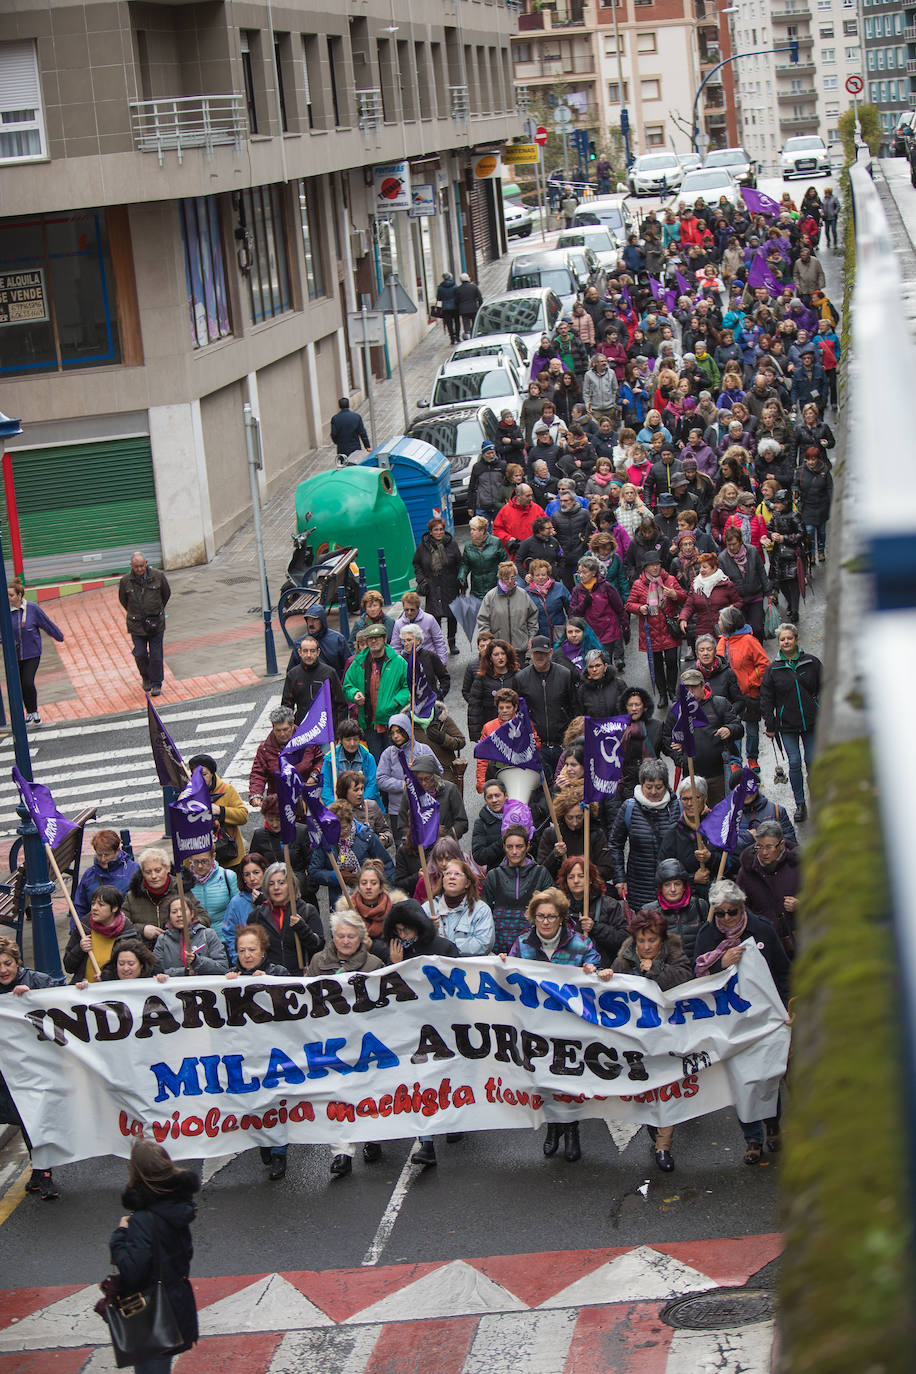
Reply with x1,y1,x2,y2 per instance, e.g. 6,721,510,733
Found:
518,10,546,29
780,113,820,129
700,47,722,67
907,57,916,72
776,61,816,75
706,109,727,125
777,86,817,100
906,24,916,41
512,56,596,79
772,7,811,22
129,94,245,166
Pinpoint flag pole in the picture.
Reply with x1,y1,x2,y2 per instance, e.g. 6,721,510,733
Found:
417,841,433,908
410,652,416,763
283,842,304,970
540,774,559,831
45,845,102,980
716,849,729,881
582,803,590,900
175,869,193,973
685,758,700,831
329,851,353,902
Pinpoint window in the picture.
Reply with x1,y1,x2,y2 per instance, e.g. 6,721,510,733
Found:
607,80,629,102
819,25,834,38
845,45,860,61
301,36,315,130
239,185,292,324
825,101,840,114
604,35,625,55
0,209,123,375
821,48,835,63
637,32,657,53
274,35,290,132
179,197,232,348
0,40,46,162
823,75,838,89
864,18,874,39
843,20,858,35
867,50,876,71
645,124,665,145
297,180,325,300
240,32,260,134
641,78,661,99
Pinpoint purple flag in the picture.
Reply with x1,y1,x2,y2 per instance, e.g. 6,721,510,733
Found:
648,275,662,302
583,714,630,803
670,684,709,760
12,767,77,849
274,759,305,847
473,698,541,770
619,282,634,313
407,648,437,720
501,799,534,837
303,785,341,851
398,748,440,849
699,767,759,852
741,186,781,218
146,697,187,788
281,680,335,766
167,766,214,870
664,289,678,312
675,269,692,297
747,253,781,297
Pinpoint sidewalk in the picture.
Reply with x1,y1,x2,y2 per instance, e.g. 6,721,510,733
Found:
22,250,521,723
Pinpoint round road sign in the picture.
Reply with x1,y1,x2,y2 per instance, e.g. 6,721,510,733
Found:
534,125,549,146
845,74,864,95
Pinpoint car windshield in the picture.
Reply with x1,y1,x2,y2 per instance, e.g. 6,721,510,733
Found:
474,299,543,334
508,268,574,293
682,171,732,191
639,155,678,170
787,138,824,151
454,342,510,361
432,371,513,406
407,417,484,458
574,208,625,230
561,229,615,250
705,150,746,166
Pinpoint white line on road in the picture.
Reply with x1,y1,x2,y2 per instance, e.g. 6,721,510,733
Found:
0,701,257,745
360,1143,420,1267
221,695,280,787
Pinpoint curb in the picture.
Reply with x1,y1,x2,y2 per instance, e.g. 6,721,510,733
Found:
30,575,121,603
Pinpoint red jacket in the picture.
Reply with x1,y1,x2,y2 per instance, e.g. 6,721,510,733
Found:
723,511,768,554
248,735,321,802
569,576,626,646
679,217,705,248
679,575,742,638
493,497,547,551
626,571,686,651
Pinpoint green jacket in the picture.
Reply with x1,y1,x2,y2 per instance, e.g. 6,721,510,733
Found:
694,352,721,390
343,646,410,734
459,533,506,598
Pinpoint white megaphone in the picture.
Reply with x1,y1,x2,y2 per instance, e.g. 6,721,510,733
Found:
499,766,540,806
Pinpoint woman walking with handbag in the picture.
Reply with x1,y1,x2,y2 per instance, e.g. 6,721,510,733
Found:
108,1141,199,1372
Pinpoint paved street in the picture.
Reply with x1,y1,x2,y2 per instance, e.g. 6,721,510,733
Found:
0,172,848,1373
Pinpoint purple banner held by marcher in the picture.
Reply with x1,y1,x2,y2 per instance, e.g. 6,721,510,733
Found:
670,684,709,760
699,768,759,852
473,698,541,771
741,186,781,218
281,680,335,767
583,715,630,803
648,276,662,302
303,786,341,852
274,760,305,848
407,649,437,721
675,269,692,298
747,253,781,298
12,768,77,849
146,697,188,789
167,766,214,870
398,748,440,849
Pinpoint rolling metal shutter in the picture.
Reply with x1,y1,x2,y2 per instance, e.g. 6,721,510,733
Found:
468,178,496,263
0,437,161,582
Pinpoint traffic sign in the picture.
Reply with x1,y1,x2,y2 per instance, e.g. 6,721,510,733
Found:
845,73,864,95
347,310,385,347
503,143,539,165
534,125,549,146
554,104,573,127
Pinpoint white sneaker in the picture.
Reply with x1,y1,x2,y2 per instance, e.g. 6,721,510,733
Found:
31,713,41,726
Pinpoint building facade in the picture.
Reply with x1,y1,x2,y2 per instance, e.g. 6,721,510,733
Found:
0,1,519,577
861,0,914,146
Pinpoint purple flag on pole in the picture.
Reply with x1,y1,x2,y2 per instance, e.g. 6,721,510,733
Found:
398,749,440,848
583,714,630,803
303,785,341,851
664,289,678,312
167,766,214,870
670,684,709,760
146,697,187,788
281,680,335,767
741,186,781,218
648,276,662,302
619,282,634,313
747,253,781,297
274,760,305,847
12,767,77,848
675,269,692,297
407,648,437,720
699,767,759,852
473,698,541,770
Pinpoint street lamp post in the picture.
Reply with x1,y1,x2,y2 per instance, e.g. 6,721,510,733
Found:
0,412,62,978
691,38,798,154
609,0,632,167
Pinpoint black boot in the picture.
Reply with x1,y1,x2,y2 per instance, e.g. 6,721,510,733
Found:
330,1153,352,1177
362,1141,383,1163
564,1123,581,1163
259,1147,273,1166
543,1124,562,1157
411,1140,437,1167
655,1149,675,1172
269,1154,287,1181
657,692,669,710
794,801,807,823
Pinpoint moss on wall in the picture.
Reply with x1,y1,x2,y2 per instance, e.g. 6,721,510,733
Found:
779,739,914,1372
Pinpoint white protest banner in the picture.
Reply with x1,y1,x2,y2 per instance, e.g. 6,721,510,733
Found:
0,944,789,1167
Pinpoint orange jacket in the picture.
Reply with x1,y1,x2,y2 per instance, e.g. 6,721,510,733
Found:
717,630,769,698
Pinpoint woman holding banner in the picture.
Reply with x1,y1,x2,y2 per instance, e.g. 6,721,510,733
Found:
152,897,229,978
250,865,323,975
0,935,64,1200
63,887,141,984
187,754,248,871
308,801,393,905
123,848,204,946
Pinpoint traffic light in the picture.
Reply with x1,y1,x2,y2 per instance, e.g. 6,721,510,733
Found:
589,140,597,160
789,38,799,63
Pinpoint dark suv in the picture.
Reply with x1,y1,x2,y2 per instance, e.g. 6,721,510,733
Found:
894,112,916,156
404,405,501,516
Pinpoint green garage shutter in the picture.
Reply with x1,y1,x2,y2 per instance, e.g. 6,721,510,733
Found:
0,437,162,583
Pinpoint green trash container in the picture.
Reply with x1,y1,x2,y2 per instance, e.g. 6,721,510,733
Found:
294,467,415,600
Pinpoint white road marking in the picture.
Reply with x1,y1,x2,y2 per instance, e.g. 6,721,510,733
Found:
201,1152,240,1186
222,694,281,788
198,1274,333,1334
665,1319,775,1372
0,701,256,745
360,1143,421,1268
463,1308,578,1374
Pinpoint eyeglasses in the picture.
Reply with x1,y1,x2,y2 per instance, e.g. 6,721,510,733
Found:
535,911,562,922
713,906,743,918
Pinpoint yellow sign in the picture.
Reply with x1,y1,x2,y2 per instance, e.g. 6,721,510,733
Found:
473,154,500,179
502,144,539,165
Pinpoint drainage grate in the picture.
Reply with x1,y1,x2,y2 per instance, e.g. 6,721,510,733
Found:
661,1288,775,1330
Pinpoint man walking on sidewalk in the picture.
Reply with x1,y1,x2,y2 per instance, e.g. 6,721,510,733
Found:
118,551,170,696
330,397,370,457
455,272,483,340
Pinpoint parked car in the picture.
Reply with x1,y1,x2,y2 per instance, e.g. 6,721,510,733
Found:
419,356,525,421
703,146,757,188
404,405,501,514
506,251,581,314
503,200,534,238
674,166,740,209
557,225,621,270
779,135,831,179
627,152,683,197
448,332,531,384
678,152,702,174
472,287,565,354
561,245,607,295
893,112,916,157
570,194,635,246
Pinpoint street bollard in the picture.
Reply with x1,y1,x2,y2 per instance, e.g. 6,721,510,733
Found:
337,582,350,643
358,566,367,601
377,548,392,605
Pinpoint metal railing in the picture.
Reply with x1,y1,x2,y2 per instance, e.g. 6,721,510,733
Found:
356,88,383,133
129,94,245,165
450,84,470,121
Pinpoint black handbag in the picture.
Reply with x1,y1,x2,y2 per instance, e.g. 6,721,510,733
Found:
664,613,684,642
103,1222,183,1369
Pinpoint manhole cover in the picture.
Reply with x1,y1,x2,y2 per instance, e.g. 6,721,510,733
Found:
661,1289,774,1330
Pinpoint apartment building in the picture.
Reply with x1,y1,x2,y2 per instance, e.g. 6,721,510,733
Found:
861,0,915,145
728,0,861,171
0,1,519,577
511,0,734,159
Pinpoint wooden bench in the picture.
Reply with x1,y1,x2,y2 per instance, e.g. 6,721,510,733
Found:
0,805,98,950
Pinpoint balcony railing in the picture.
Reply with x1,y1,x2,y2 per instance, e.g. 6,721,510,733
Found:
129,94,245,165
907,57,916,73
450,85,470,121
518,10,545,28
771,7,811,21
906,24,916,40
776,61,816,75
356,88,382,134
780,113,820,128
777,86,817,100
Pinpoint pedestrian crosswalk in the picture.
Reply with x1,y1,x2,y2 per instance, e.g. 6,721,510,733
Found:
0,695,279,842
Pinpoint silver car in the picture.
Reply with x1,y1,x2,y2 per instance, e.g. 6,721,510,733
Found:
780,135,830,179
627,153,683,197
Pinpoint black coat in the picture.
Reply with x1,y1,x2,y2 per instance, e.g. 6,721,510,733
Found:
718,547,769,604
110,1171,200,1353
696,656,744,713
516,533,563,576
655,890,709,964
759,651,821,735
536,817,612,880
609,794,680,913
467,669,517,740
552,505,592,574
514,660,579,748
249,894,324,974
793,462,833,526
468,455,506,513
661,692,744,777
330,408,370,456
471,805,506,871
455,280,483,316
580,670,628,718
693,911,791,1005
767,510,806,580
657,818,725,897
281,661,345,727
413,532,462,620
568,891,629,967
382,905,459,958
